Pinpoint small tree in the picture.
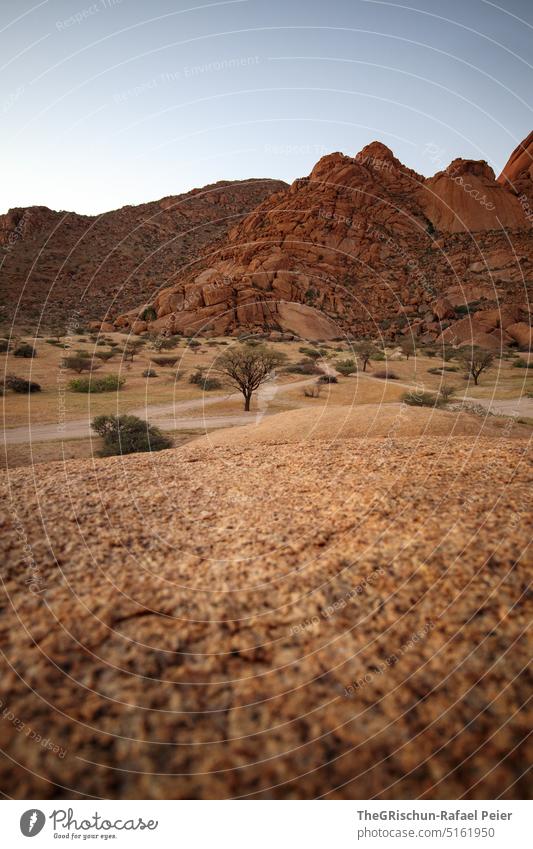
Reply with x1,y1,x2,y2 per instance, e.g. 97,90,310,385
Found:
457,347,494,386
400,338,416,360
353,341,376,372
215,345,284,411
122,340,144,361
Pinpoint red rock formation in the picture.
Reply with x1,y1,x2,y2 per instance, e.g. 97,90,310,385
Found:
114,139,532,347
497,131,533,209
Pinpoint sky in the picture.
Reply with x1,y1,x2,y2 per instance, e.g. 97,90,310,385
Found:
1,0,532,214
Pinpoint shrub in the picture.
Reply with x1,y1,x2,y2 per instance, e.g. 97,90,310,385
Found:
441,346,456,362
93,350,115,361
299,346,322,360
318,374,338,384
14,343,36,358
335,358,357,376
189,369,205,385
5,375,41,393
402,390,443,407
62,355,100,373
439,385,456,403
0,339,9,353
91,414,173,456
152,356,179,367
200,377,222,391
187,339,201,349
140,306,157,322
428,366,459,375
284,358,320,375
512,359,533,369
142,369,158,378
69,374,125,393
374,369,399,380
150,334,180,350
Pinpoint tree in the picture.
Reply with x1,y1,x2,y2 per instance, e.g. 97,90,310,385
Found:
457,347,494,386
353,341,376,372
400,338,416,360
122,340,144,361
214,345,285,411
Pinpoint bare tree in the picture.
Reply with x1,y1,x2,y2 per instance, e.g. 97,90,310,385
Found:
457,347,494,386
353,340,376,372
215,345,285,411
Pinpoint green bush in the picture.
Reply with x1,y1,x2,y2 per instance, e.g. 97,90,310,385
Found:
140,306,157,322
142,369,157,378
374,369,399,379
14,343,36,358
152,356,179,367
91,414,173,456
0,339,9,353
283,358,320,375
299,346,322,360
189,370,221,390
69,374,125,393
318,374,338,384
93,350,115,361
402,390,444,408
335,358,357,376
62,355,100,373
512,359,533,369
5,375,41,393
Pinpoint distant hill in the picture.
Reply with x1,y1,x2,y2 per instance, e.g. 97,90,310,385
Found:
0,178,287,330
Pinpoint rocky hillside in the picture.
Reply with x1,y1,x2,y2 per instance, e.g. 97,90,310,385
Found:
113,137,533,348
0,179,287,329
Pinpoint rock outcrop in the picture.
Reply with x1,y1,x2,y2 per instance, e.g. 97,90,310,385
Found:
497,130,533,207
114,137,533,347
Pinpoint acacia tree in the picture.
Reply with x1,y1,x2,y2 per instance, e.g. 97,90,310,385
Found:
401,338,416,360
353,340,376,372
215,345,285,411
457,347,494,386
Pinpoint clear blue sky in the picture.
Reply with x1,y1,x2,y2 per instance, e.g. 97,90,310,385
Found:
1,0,532,214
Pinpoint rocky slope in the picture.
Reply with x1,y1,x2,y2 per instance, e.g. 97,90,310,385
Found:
0,179,286,329
113,138,533,347
0,431,530,798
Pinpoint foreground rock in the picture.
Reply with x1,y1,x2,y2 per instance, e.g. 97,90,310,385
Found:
0,434,531,799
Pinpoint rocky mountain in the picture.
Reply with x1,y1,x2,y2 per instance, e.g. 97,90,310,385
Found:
0,179,287,329
113,137,533,349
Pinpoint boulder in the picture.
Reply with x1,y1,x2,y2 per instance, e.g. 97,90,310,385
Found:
506,322,533,349
432,297,455,320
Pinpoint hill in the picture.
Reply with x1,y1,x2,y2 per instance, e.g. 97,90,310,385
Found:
0,179,287,330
